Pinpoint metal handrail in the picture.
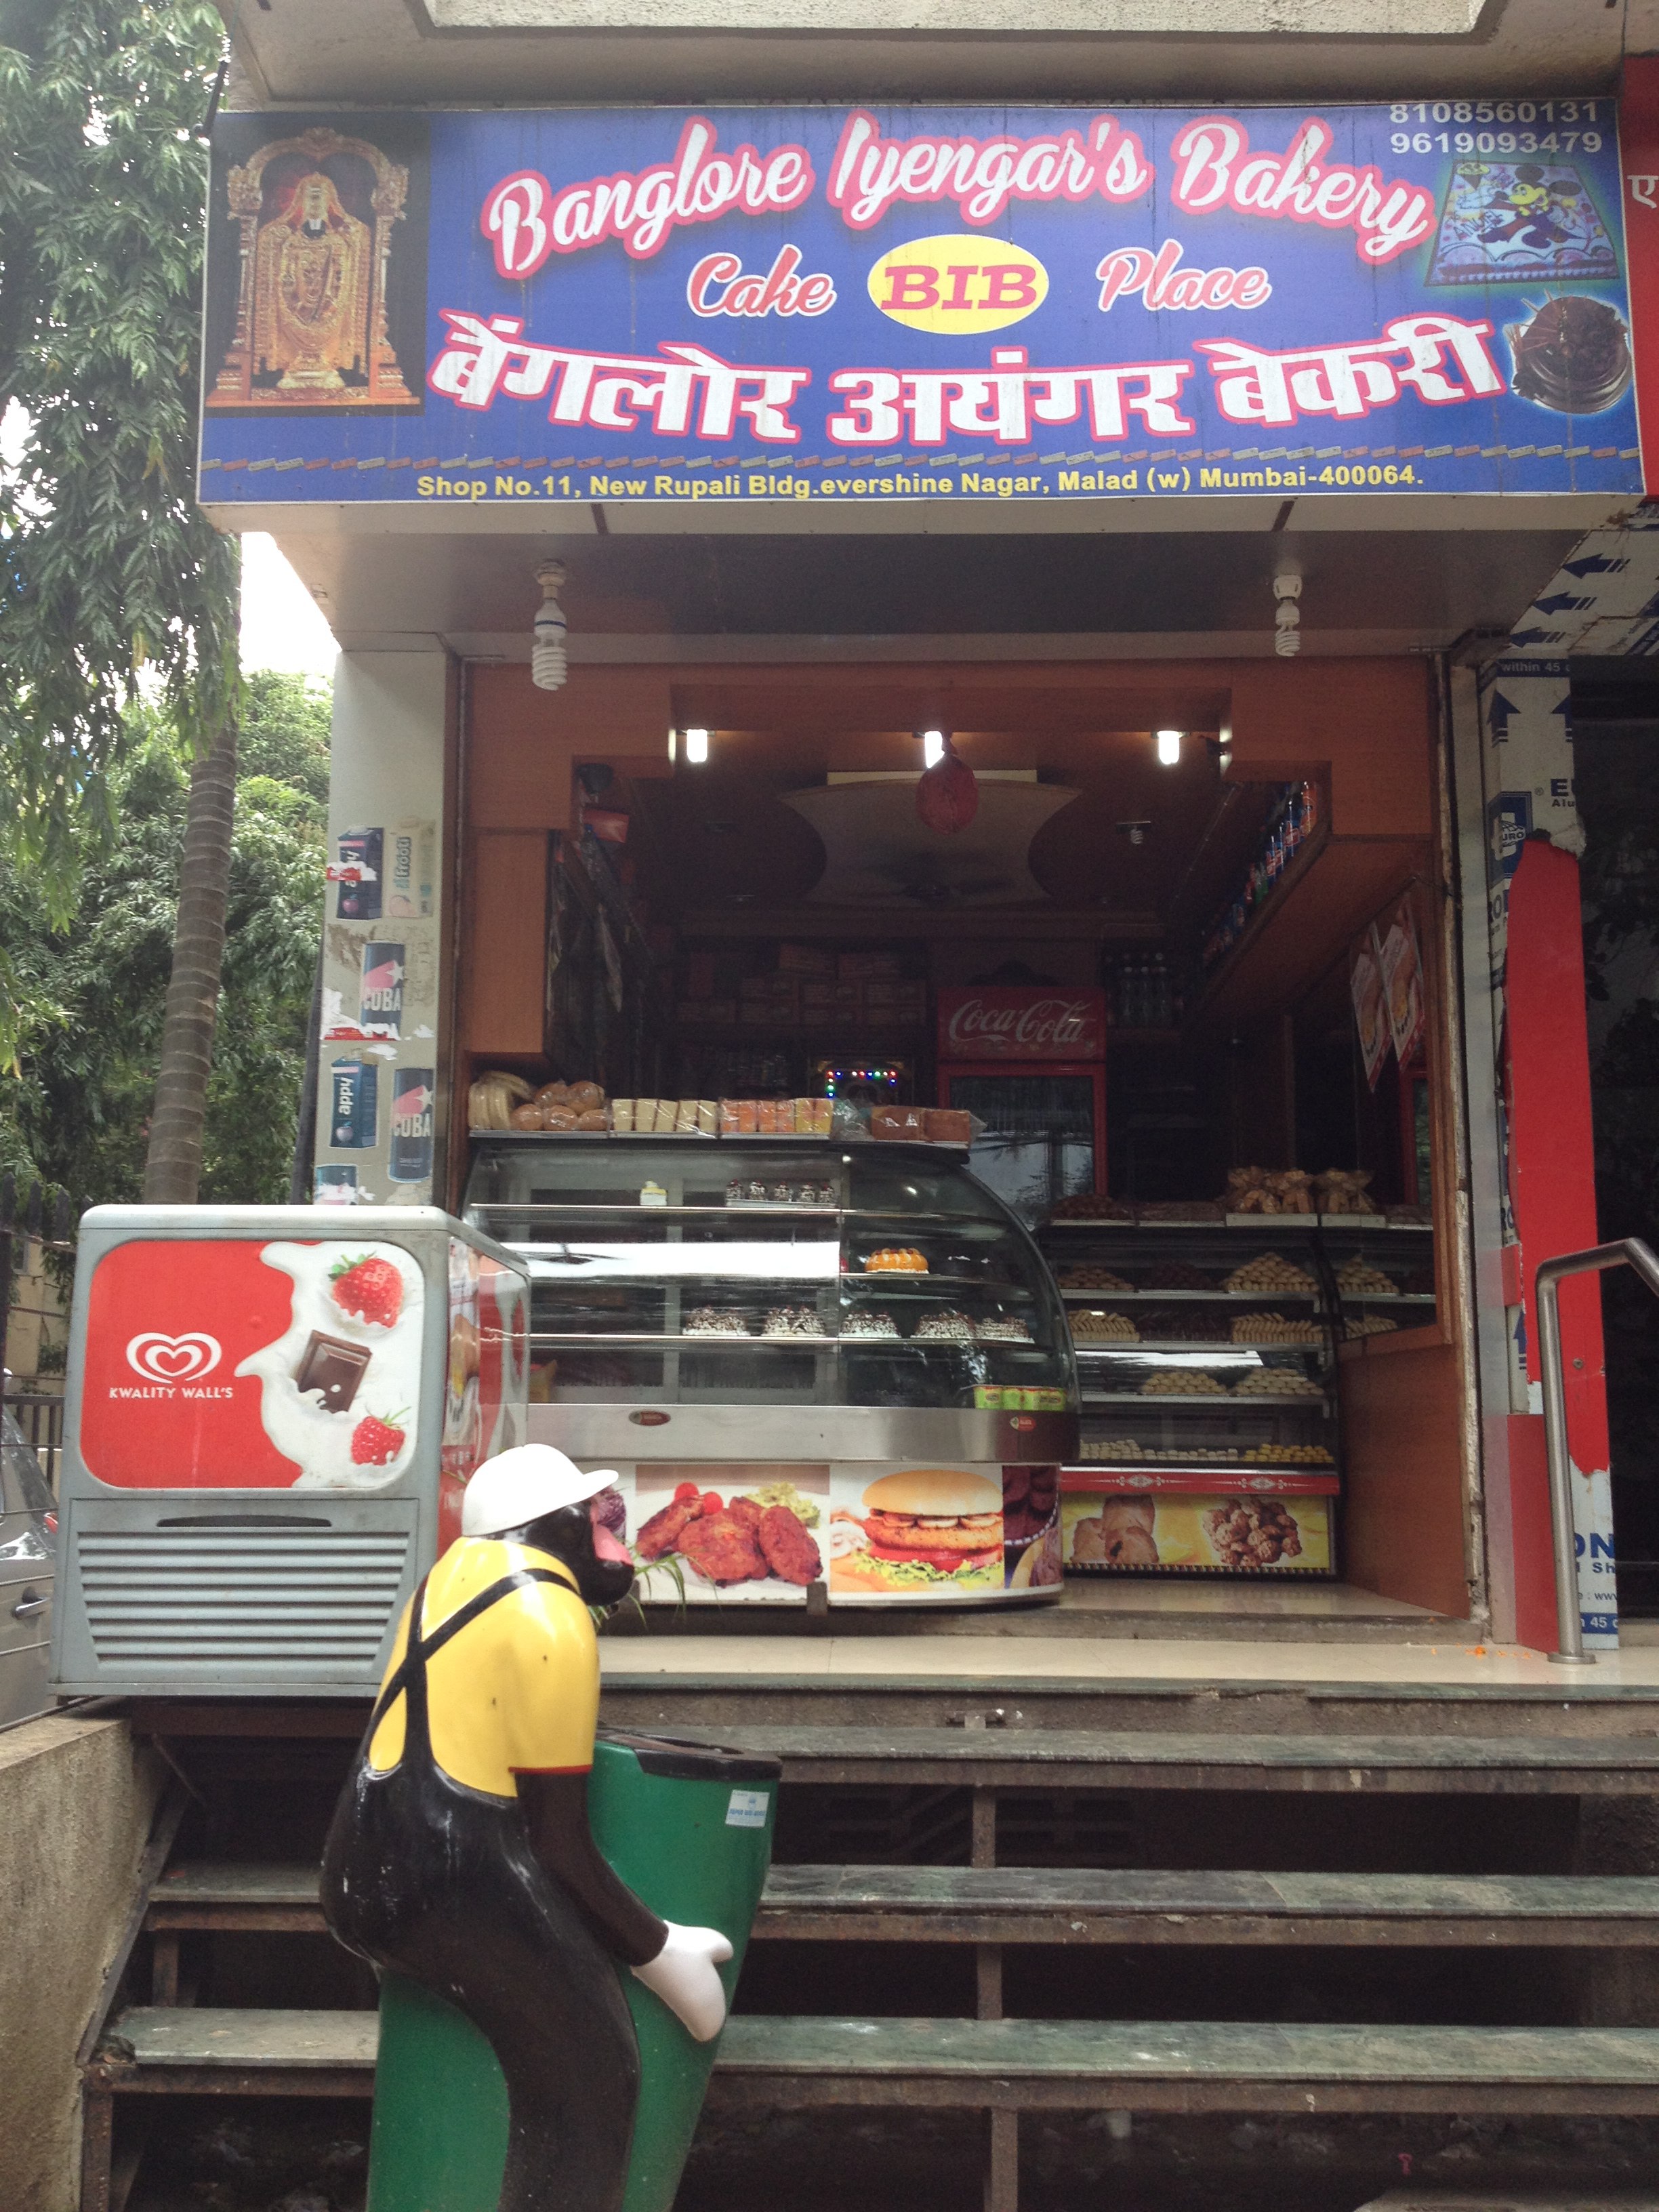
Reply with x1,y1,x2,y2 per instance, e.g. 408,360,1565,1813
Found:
1534,1237,1659,1666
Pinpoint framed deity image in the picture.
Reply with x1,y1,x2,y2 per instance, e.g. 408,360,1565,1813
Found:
204,112,430,413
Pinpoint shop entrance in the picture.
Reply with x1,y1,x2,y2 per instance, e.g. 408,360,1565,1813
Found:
457,653,1475,1631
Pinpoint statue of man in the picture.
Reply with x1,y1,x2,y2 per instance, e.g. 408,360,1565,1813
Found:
322,1446,733,2212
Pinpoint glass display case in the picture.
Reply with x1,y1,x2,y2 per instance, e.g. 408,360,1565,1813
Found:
464,1136,1078,1607
1038,1210,1436,1578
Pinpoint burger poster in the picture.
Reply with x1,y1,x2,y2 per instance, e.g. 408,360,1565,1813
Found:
830,1463,1062,1599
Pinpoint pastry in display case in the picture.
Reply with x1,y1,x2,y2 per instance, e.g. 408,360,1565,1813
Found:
464,1132,1079,1606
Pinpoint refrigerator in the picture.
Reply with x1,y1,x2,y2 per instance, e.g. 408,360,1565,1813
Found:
936,987,1108,1227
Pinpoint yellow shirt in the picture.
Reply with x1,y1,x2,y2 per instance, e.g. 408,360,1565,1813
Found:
367,1538,598,1799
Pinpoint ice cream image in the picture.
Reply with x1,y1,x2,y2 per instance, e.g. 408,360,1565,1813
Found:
235,1240,424,1488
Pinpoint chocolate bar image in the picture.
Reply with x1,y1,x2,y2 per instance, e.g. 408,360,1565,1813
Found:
295,1330,371,1414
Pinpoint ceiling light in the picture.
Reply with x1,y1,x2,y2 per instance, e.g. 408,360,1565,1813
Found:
1155,729,1182,766
920,729,945,767
684,727,710,764
1273,571,1303,658
531,560,567,691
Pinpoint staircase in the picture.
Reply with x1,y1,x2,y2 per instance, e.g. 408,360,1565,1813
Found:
81,1686,1659,2212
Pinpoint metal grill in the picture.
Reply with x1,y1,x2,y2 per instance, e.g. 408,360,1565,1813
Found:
77,1524,410,1668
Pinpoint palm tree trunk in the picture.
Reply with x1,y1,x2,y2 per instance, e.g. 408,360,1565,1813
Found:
142,711,239,1203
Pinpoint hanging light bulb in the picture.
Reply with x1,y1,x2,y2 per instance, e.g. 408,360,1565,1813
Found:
531,560,568,691
1273,571,1303,658
920,729,945,768
683,727,710,764
1155,729,1182,766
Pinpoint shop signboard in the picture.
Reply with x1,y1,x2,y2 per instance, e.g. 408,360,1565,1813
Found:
199,100,1638,513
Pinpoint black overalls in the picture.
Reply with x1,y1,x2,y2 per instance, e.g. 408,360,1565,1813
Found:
321,1569,640,2212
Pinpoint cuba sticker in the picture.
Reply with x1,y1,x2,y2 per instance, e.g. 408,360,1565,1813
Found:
726,1788,770,1828
867,234,1048,333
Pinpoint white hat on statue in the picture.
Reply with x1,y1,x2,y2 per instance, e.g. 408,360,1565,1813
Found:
462,1444,619,1537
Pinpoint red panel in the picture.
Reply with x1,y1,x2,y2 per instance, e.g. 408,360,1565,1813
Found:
80,1242,304,1489
1503,834,1609,1475
1620,58,1659,493
937,987,1107,1062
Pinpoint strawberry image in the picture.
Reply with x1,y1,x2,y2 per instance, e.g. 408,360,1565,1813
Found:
350,1410,407,1467
330,1253,403,1329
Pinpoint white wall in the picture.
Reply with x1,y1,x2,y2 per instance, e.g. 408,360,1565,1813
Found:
316,650,451,1208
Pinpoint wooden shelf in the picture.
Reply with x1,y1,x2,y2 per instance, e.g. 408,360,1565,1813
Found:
1187,823,1422,1033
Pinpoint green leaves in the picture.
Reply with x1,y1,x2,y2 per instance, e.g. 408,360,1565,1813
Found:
0,680,329,1204
0,1,237,956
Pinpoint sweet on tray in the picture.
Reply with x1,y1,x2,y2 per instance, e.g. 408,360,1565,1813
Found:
1070,1310,1139,1343
1223,1253,1319,1296
1140,1370,1229,1396
864,1248,928,1273
1233,1368,1322,1398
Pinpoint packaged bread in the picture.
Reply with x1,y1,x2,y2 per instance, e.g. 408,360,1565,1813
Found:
675,1099,699,1134
720,1100,741,1136
611,1099,636,1133
792,1099,817,1134
924,1107,971,1145
652,1099,678,1134
536,1081,571,1109
810,1097,834,1137
509,1102,545,1131
575,1109,607,1130
543,1103,579,1130
468,1069,534,1131
566,1080,605,1113
756,1099,779,1134
697,1101,718,1136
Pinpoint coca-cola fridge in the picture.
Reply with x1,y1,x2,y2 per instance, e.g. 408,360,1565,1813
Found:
937,987,1107,1226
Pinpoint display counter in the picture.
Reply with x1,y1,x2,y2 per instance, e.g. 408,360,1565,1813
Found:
464,1135,1078,1605
1040,1209,1435,1578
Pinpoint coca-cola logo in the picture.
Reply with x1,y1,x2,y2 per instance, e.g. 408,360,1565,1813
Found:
944,995,1094,1051
125,1331,222,1383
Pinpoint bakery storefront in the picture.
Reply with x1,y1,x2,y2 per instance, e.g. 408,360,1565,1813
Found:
201,93,1649,1643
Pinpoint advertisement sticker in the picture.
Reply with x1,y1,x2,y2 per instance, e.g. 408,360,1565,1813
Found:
1063,1487,1333,1573
79,1238,423,1490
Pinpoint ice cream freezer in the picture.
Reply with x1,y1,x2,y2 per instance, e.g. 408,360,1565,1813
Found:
50,1205,529,1698
464,1131,1078,1606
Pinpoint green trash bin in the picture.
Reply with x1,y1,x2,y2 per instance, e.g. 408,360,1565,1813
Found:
364,1729,781,2212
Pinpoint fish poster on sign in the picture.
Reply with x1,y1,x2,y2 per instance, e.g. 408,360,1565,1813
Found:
1350,929,1391,1090
1377,899,1427,1065
199,98,1636,512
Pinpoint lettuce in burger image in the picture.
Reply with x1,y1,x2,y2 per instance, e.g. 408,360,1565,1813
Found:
834,1468,1005,1593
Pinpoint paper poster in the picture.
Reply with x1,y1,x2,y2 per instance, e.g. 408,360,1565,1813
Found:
1377,899,1427,1067
1062,1488,1332,1574
1350,929,1391,1090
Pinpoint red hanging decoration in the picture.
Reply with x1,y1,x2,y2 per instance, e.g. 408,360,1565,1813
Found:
916,736,979,835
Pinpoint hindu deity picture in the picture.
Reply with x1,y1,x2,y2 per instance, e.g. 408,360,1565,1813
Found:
205,115,429,412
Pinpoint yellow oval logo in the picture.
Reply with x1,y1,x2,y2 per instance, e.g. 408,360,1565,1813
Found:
867,234,1048,334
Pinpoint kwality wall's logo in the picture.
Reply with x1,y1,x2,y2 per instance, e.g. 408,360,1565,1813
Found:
125,1332,223,1385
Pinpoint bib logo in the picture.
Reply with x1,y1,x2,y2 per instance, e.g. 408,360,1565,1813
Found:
869,236,1048,334
125,1332,222,1385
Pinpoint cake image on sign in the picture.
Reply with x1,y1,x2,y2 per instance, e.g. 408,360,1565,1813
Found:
830,1467,1004,1595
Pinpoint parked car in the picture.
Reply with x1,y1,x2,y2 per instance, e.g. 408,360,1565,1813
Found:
0,1402,56,1725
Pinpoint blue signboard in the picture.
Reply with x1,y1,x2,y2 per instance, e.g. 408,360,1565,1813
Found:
199,98,1639,508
